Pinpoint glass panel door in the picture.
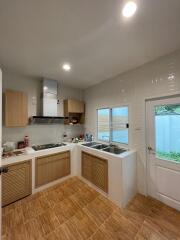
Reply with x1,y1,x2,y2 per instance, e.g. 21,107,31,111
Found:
155,104,180,163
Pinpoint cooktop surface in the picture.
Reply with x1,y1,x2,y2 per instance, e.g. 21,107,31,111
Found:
32,143,66,151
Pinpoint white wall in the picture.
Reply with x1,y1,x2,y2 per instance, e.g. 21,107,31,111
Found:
2,72,84,145
84,50,180,195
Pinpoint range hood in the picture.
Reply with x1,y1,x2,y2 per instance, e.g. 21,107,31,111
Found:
31,79,66,124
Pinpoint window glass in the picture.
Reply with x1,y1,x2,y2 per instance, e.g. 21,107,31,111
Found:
155,104,180,163
97,108,110,142
112,107,129,144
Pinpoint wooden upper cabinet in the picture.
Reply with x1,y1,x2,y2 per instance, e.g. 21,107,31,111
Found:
5,90,28,127
64,99,85,116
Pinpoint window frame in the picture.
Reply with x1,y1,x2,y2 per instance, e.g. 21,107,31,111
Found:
97,108,111,142
97,106,129,145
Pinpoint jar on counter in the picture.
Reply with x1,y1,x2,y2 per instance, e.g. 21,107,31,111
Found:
24,136,29,147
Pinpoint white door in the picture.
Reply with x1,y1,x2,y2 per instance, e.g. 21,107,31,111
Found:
146,96,180,211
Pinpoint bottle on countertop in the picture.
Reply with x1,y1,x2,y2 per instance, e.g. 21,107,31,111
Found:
24,135,29,147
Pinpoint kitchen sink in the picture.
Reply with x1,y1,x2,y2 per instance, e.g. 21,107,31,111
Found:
92,144,108,149
82,142,127,155
82,142,100,147
102,146,127,154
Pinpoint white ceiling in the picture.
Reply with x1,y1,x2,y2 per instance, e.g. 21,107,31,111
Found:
0,0,180,89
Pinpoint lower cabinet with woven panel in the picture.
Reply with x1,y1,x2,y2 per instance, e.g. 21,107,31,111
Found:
82,152,108,193
35,151,70,188
2,160,32,207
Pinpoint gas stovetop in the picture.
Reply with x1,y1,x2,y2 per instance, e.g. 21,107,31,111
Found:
32,143,66,151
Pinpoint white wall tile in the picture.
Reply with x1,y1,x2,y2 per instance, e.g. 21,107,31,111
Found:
84,50,180,195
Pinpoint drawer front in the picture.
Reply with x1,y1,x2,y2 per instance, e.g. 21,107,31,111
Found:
2,161,32,207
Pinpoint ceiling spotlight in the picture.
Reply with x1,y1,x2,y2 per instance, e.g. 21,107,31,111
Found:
62,63,71,71
122,1,137,18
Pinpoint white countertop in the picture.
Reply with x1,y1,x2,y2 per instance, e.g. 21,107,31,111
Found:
2,141,136,166
2,142,75,165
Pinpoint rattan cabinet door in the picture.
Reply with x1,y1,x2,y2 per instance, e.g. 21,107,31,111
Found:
82,152,93,181
2,161,32,207
81,152,108,193
92,157,108,193
35,151,70,188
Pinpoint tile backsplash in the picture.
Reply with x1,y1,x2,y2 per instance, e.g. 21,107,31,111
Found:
2,124,84,146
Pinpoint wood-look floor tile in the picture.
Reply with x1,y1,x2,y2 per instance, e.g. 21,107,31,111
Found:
21,196,49,223
24,218,45,240
36,208,60,237
98,194,119,210
118,208,146,229
69,209,97,240
127,194,152,217
2,178,180,240
90,229,111,240
144,217,180,240
135,220,169,240
83,196,113,226
70,188,98,208
60,184,78,197
45,231,59,240
45,190,65,208
55,221,82,240
100,211,138,240
54,198,80,224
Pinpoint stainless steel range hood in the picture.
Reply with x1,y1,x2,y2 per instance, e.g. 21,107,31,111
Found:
31,79,66,124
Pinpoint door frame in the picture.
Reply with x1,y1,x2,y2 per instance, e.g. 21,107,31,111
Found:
145,93,180,197
0,68,2,238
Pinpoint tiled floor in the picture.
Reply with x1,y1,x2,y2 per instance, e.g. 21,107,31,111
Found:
2,177,180,240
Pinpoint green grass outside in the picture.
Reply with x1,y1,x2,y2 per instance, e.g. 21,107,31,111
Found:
157,151,180,163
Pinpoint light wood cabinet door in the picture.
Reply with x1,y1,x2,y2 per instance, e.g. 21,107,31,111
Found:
2,161,32,207
81,152,108,193
92,157,108,193
5,89,28,127
35,151,70,188
82,152,93,181
64,99,84,114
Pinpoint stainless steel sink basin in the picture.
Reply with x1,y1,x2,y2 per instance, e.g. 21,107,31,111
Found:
82,142,127,155
82,142,99,147
102,146,127,154
92,144,108,150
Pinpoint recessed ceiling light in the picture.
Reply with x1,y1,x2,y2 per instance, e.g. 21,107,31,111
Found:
62,63,71,71
122,1,137,18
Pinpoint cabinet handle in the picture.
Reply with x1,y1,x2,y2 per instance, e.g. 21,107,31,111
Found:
0,167,9,175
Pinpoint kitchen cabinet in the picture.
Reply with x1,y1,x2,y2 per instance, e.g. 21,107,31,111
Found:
2,160,32,207
64,99,84,114
5,89,28,127
35,151,70,188
82,152,108,193
64,99,85,124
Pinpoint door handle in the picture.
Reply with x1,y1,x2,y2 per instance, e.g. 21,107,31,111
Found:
0,167,9,175
147,146,156,154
